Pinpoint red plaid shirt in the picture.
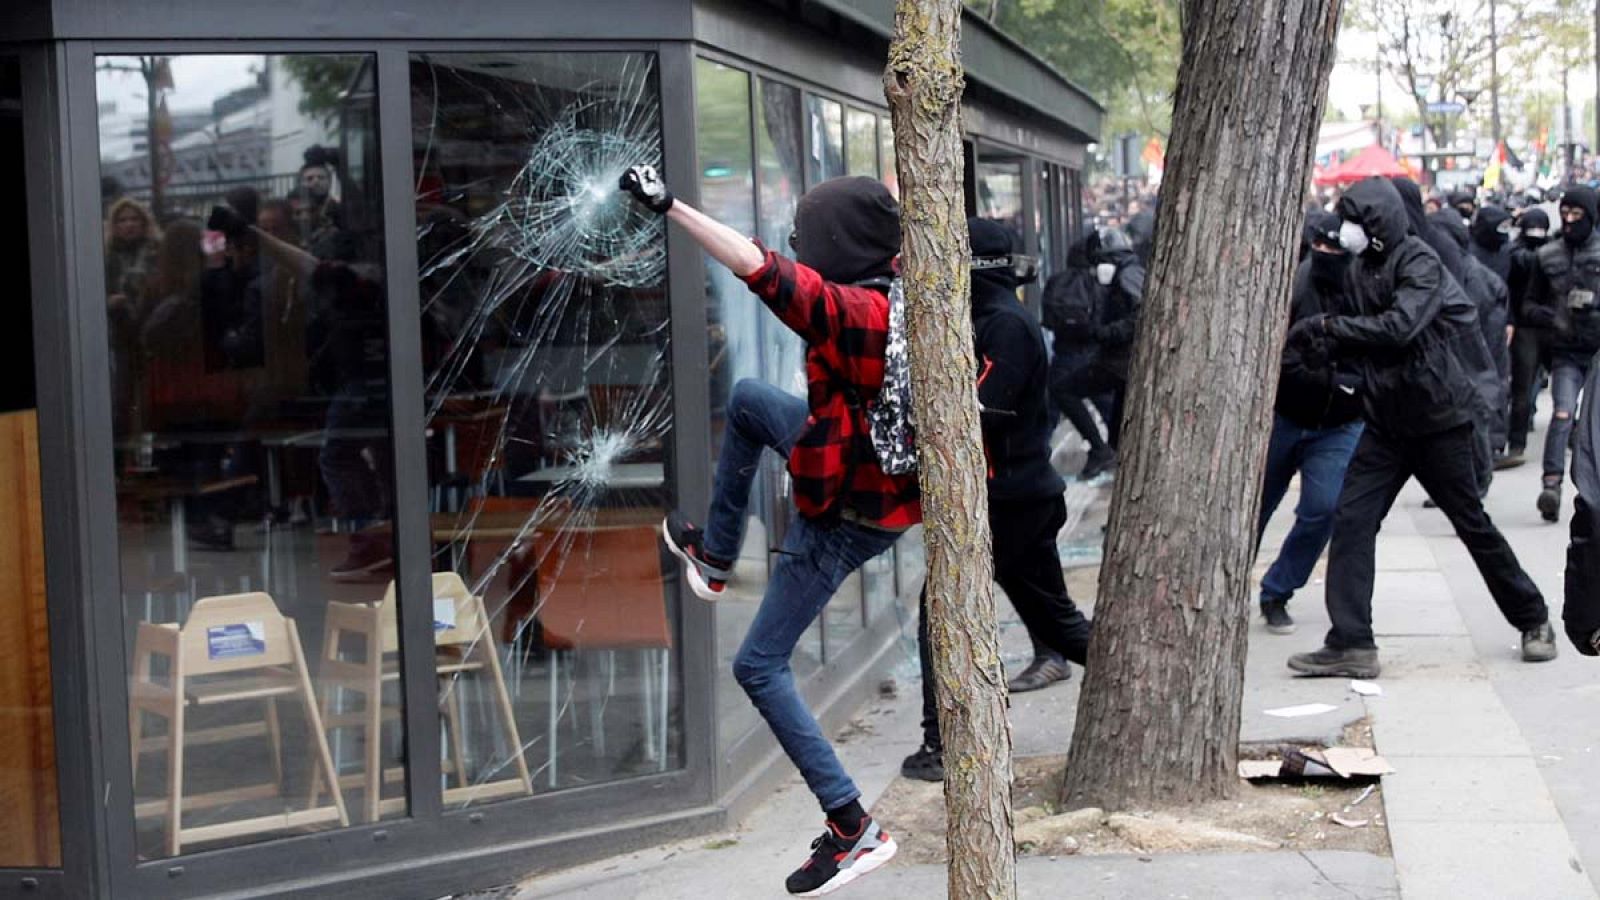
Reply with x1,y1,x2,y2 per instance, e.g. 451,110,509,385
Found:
741,249,922,529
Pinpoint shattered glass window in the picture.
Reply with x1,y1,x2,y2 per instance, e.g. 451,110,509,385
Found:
845,108,878,178
411,51,681,800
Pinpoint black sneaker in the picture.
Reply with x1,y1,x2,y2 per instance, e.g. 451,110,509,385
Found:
899,743,943,782
785,817,898,897
1522,621,1559,662
1006,655,1071,693
1260,599,1296,635
1538,479,1562,523
1080,446,1117,482
660,511,732,601
1287,646,1380,678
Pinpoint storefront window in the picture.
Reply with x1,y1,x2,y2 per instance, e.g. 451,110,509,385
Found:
805,94,844,188
976,155,1024,237
97,53,403,858
845,108,877,178
879,115,897,198
0,53,62,869
411,51,682,800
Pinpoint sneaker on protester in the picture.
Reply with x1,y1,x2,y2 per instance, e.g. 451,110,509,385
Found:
1079,446,1116,482
1260,599,1296,635
899,743,943,782
1522,621,1559,662
1006,654,1071,692
661,510,731,601
785,816,898,897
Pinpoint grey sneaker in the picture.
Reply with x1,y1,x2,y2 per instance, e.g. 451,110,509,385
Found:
1261,599,1296,635
1287,646,1380,678
1522,622,1559,662
1007,655,1071,693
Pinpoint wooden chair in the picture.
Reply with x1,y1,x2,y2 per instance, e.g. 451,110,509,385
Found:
128,592,347,857
312,572,532,821
530,525,673,787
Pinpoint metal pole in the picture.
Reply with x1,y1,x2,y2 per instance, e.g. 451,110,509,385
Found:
1491,0,1503,144
1564,65,1575,179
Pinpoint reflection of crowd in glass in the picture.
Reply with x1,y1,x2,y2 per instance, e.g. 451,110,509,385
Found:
105,145,391,575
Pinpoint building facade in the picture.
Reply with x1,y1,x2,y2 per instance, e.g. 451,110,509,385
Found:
0,1,1099,896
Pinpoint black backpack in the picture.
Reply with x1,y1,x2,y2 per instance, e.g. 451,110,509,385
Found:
1042,269,1100,337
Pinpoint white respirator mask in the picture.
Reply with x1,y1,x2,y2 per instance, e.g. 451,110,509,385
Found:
1095,262,1116,286
1338,220,1371,256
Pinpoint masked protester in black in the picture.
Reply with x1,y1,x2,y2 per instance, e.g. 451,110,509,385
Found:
1431,209,1512,484
1449,189,1477,224
1524,187,1600,521
1252,211,1365,636
1504,207,1553,464
1565,354,1600,656
1041,233,1119,480
902,218,1094,782
1063,227,1143,453
1470,205,1513,283
1287,177,1556,679
1392,177,1468,285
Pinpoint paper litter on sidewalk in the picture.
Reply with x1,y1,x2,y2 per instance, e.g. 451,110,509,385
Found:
1349,680,1382,696
1319,747,1394,778
1264,703,1338,718
1238,760,1283,779
1330,813,1369,829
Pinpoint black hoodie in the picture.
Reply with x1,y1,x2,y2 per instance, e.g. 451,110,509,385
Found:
1470,205,1513,282
968,218,1065,502
792,176,901,286
1431,209,1510,434
1277,212,1363,430
1390,177,1468,286
1566,355,1600,655
1329,178,1485,436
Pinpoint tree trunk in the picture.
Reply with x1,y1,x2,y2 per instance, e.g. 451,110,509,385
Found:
1061,0,1342,812
885,3,1014,898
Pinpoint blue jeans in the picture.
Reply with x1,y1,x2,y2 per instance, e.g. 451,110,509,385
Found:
733,516,898,810
705,379,809,562
709,378,899,810
1256,415,1364,605
1545,357,1591,479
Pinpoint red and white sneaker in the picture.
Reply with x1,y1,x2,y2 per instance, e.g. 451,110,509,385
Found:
660,511,731,602
784,816,898,896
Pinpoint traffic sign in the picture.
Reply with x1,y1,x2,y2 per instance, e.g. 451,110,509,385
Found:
1425,101,1466,116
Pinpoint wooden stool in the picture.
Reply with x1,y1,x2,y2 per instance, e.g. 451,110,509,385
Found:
129,592,348,856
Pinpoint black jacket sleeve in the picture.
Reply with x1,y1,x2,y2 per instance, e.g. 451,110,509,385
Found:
1324,243,1444,351
975,314,1038,423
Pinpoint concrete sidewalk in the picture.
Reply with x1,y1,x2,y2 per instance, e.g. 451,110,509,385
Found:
512,414,1596,900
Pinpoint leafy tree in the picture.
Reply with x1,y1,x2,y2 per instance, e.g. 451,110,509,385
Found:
280,56,363,128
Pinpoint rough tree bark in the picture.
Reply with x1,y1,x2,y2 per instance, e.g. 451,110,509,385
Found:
1061,0,1343,811
885,3,1014,898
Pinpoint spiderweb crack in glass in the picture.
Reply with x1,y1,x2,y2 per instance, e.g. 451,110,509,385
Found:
413,53,674,799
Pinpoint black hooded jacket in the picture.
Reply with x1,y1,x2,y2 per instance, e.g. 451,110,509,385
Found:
1470,205,1513,282
1508,208,1551,326
793,176,901,285
1092,232,1144,382
1431,209,1511,423
1327,178,1486,436
1391,177,1468,286
969,218,1066,502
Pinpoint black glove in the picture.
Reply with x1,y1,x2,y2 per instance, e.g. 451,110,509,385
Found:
207,204,248,239
619,164,674,214
1522,305,1558,329
1286,314,1329,346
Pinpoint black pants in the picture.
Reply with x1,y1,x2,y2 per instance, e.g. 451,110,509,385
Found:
1508,327,1545,452
1324,424,1547,650
1049,356,1116,454
917,494,1093,750
1567,496,1600,655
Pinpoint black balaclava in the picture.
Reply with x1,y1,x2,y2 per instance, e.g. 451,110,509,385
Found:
1518,208,1551,247
1561,186,1599,248
793,176,901,286
1448,189,1476,221
1471,205,1511,251
1305,210,1349,290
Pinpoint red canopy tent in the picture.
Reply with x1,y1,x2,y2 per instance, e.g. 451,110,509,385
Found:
1314,143,1410,186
